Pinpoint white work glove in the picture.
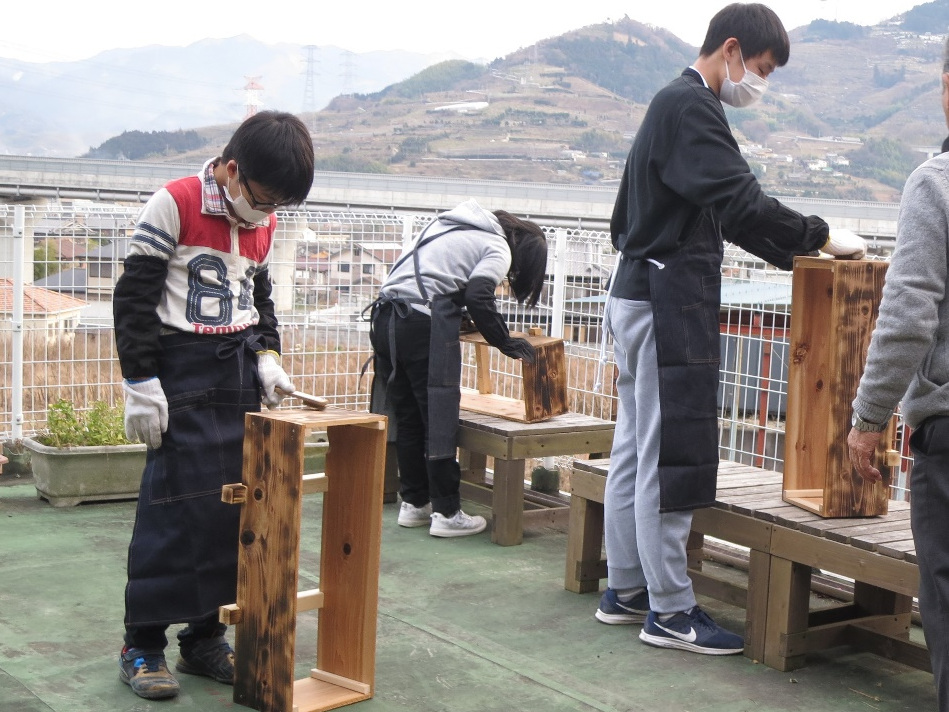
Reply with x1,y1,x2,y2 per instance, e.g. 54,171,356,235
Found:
821,229,867,260
123,377,169,450
257,350,294,409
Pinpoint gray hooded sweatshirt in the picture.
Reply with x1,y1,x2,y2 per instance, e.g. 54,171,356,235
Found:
379,199,511,315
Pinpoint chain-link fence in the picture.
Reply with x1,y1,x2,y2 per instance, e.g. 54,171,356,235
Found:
0,201,911,499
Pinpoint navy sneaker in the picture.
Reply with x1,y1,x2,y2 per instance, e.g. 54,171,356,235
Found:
639,606,744,655
176,636,235,684
594,588,649,624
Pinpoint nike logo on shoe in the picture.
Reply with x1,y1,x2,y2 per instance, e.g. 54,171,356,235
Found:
655,622,698,643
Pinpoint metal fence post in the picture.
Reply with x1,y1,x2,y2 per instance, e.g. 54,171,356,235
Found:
11,205,25,442
402,215,414,251
550,228,567,339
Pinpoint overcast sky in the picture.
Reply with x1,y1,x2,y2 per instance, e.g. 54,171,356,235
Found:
0,0,929,64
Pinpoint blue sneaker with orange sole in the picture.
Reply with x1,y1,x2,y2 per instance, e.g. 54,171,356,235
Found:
119,646,180,699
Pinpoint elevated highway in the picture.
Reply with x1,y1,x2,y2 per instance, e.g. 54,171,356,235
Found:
0,155,899,237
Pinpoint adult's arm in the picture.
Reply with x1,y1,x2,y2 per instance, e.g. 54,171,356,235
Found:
854,162,949,424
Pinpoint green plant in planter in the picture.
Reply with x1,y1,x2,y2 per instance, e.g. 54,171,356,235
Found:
26,399,145,507
38,399,132,448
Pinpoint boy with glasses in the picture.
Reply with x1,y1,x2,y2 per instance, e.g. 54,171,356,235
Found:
113,110,314,699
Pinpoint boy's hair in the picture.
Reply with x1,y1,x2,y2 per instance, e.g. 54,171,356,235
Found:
493,210,548,308
221,111,315,204
943,35,949,74
699,3,790,67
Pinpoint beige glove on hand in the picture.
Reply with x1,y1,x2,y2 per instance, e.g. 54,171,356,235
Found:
821,228,867,259
257,351,295,410
123,378,169,450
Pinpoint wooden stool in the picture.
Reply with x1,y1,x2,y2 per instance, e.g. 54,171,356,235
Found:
221,408,387,712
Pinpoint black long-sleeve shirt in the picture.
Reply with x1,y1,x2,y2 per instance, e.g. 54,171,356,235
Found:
610,68,828,299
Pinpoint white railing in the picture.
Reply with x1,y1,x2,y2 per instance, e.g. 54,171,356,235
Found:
0,202,912,499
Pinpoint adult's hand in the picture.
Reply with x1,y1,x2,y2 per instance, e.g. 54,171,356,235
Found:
123,377,168,450
847,427,883,482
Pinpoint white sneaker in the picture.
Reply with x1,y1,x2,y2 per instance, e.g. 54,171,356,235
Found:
429,510,487,538
397,501,432,528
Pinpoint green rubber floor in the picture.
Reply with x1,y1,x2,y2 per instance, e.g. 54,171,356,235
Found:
0,477,936,712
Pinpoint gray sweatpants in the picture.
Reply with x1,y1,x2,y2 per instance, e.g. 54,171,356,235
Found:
604,296,697,614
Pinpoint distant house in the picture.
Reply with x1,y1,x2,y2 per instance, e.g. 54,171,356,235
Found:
323,242,401,294
0,278,87,336
296,249,331,286
79,237,132,298
35,268,88,298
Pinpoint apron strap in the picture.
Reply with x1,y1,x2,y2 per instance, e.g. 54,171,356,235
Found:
363,220,480,410
214,331,266,393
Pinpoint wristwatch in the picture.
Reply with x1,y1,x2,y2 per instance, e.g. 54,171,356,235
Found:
851,412,888,433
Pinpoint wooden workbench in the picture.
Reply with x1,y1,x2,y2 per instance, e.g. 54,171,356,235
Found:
565,458,926,673
457,410,615,546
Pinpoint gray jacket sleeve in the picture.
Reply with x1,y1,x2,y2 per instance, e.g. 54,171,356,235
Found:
853,158,949,427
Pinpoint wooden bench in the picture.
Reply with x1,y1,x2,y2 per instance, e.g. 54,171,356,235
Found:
565,458,929,674
457,410,615,546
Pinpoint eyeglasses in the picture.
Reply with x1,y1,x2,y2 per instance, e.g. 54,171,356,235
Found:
238,173,293,211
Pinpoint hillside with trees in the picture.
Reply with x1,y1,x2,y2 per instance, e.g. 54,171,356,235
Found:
84,130,208,160
89,4,949,201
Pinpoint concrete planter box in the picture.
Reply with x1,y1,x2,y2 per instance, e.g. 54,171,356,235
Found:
22,433,327,508
23,437,146,507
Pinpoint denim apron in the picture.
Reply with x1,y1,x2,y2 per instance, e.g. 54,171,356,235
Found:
645,209,723,512
124,330,262,626
369,223,467,460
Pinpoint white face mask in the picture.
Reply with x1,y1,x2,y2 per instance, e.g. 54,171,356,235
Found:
223,174,270,224
720,49,768,108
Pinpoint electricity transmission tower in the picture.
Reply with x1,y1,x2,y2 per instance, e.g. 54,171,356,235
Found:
243,76,264,119
302,45,319,129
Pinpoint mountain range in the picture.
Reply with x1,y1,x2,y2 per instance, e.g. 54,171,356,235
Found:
4,1,949,200
0,37,461,157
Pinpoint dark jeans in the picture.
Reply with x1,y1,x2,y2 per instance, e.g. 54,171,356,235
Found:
909,415,949,710
371,305,461,516
125,615,225,653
